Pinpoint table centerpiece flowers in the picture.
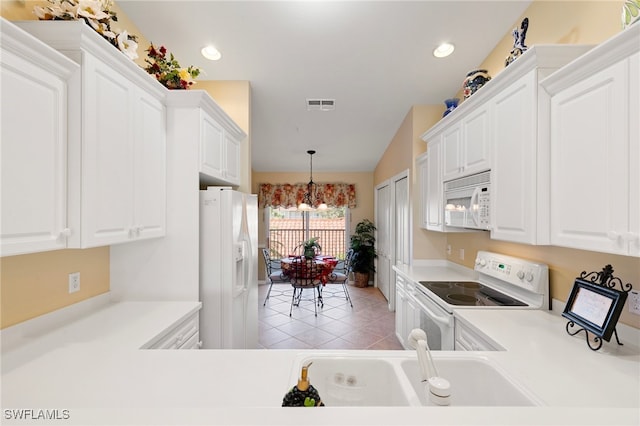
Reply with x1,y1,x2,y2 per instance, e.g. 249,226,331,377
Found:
33,0,139,60
144,44,201,90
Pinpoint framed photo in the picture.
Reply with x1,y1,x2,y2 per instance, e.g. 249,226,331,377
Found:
562,278,628,342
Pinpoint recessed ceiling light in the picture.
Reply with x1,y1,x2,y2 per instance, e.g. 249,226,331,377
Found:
433,42,455,58
201,45,222,61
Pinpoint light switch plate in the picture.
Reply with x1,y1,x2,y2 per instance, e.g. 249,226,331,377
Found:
68,272,80,294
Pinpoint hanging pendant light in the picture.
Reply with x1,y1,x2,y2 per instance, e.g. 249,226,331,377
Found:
298,150,327,211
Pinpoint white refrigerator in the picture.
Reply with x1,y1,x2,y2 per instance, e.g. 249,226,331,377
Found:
199,187,258,349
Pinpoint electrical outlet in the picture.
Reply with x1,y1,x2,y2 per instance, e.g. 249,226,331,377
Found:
459,248,465,260
68,272,80,294
446,245,452,255
629,291,640,315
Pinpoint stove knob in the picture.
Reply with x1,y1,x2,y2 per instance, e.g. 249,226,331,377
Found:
478,259,486,267
516,270,525,279
526,272,535,282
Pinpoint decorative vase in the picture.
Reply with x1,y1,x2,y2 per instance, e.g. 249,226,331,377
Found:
505,17,529,67
622,0,640,29
462,69,491,99
442,98,460,117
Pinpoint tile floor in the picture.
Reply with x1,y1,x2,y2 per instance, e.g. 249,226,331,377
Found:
258,282,404,350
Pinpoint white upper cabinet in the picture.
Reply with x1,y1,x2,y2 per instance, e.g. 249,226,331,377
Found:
17,21,167,248
421,45,592,240
490,46,593,244
1,19,78,257
417,142,443,231
167,91,245,187
541,25,639,257
440,104,492,182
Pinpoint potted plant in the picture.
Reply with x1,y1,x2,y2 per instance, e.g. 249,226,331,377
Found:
298,237,322,259
349,219,377,287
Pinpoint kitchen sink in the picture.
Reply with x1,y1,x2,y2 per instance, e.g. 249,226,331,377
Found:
294,355,412,406
290,353,543,407
400,356,543,406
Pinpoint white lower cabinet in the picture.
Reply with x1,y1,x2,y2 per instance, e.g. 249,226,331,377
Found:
16,20,167,249
1,19,78,256
144,311,201,350
395,274,418,349
542,25,639,257
454,317,502,351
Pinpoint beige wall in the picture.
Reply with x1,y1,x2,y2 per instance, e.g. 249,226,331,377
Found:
0,1,251,328
388,1,639,328
374,105,449,260
1,248,110,328
252,171,374,279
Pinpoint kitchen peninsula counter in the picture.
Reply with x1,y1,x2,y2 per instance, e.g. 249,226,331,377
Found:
1,292,639,425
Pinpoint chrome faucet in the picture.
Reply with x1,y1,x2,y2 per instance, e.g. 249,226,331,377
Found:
408,329,451,406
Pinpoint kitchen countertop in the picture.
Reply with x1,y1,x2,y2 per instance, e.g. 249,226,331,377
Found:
2,278,639,425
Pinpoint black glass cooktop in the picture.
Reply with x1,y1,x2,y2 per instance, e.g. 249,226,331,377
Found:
418,281,528,307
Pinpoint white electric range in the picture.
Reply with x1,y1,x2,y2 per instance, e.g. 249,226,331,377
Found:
411,251,549,350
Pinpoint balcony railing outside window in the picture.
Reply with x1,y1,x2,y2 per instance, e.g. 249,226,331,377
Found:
267,208,348,260
268,228,346,259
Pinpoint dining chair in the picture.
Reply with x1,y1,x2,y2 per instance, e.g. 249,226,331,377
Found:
288,258,324,316
326,249,354,307
262,248,289,306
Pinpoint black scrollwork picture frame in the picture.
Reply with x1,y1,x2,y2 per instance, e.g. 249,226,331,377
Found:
562,278,628,348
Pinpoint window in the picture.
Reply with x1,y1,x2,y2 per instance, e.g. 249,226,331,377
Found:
266,207,349,260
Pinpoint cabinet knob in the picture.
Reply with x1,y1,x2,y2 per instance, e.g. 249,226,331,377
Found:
59,228,72,238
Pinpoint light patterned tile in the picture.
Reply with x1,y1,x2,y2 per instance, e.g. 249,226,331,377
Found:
267,337,313,349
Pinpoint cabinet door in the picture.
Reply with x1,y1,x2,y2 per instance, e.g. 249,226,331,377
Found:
491,71,537,243
1,50,69,255
81,55,135,247
629,52,640,257
133,91,166,240
441,122,463,181
395,284,406,347
462,104,491,175
200,112,225,179
416,153,429,229
426,141,444,231
223,133,241,185
549,60,630,254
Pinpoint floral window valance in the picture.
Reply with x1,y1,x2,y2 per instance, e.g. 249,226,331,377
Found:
258,183,357,209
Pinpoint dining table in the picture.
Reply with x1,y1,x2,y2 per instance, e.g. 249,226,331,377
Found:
279,255,338,284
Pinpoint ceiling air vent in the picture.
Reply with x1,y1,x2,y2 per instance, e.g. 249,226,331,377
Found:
306,99,335,111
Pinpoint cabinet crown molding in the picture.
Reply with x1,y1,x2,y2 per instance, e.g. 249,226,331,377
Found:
541,24,640,94
1,17,78,78
421,44,593,143
166,90,246,140
14,20,166,99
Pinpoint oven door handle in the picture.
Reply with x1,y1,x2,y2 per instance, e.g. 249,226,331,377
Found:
413,293,452,328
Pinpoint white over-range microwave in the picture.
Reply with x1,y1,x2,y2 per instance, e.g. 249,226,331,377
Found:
443,170,490,231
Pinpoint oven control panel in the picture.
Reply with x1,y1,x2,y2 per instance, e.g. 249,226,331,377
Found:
474,251,549,296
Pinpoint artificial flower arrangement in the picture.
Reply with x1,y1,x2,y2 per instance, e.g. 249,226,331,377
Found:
144,44,201,90
33,0,139,60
